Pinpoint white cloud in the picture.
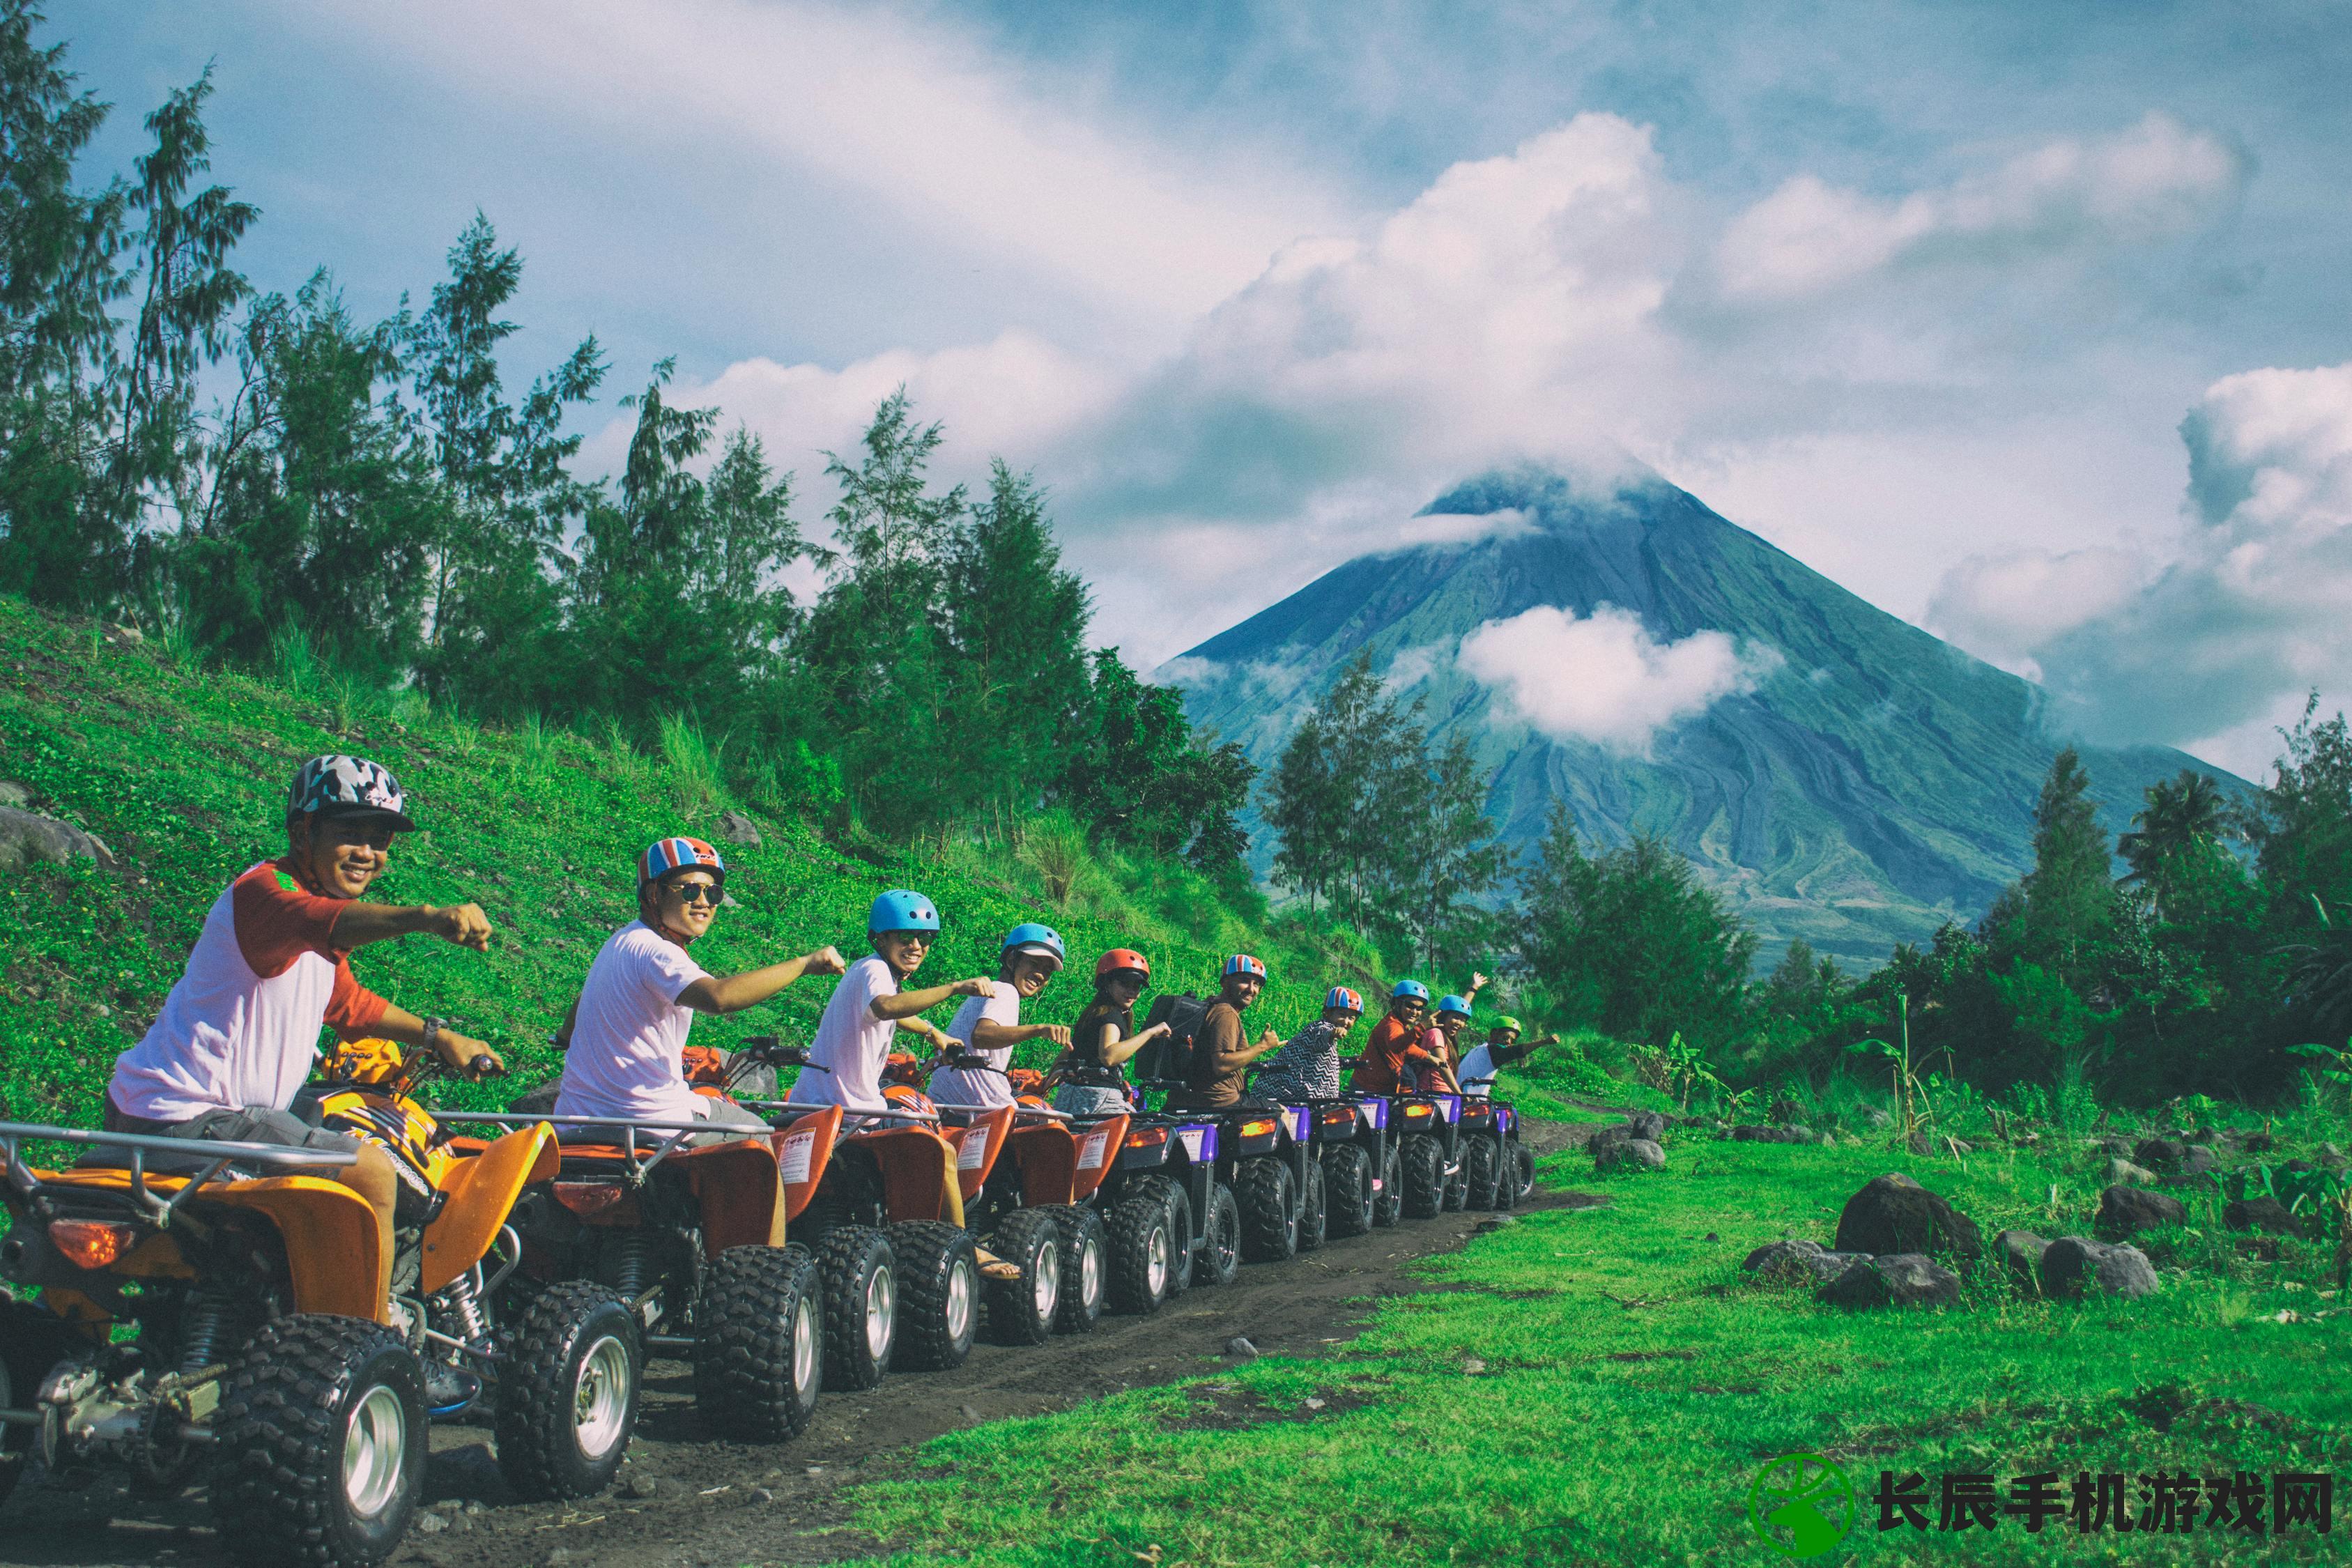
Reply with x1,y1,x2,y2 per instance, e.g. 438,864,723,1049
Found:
1458,605,1776,753
1714,113,2248,302
2015,361,2352,762
281,0,1342,323
1924,546,2149,678
1382,643,1445,693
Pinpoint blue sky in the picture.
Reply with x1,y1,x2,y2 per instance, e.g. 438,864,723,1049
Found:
77,1,2352,775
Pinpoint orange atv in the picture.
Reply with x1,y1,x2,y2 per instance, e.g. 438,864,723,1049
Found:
443,1082,826,1447
741,1045,1026,1380
0,1098,596,1568
925,1047,1126,1339
303,1038,645,1497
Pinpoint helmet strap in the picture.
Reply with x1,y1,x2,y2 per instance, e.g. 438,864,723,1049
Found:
640,882,698,946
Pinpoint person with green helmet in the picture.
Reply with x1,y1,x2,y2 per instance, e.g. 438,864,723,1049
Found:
926,923,1073,1110
1458,1015,1560,1098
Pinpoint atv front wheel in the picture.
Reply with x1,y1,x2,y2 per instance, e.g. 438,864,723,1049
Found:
211,1314,425,1568
1234,1157,1297,1263
1298,1156,1328,1253
1044,1205,1107,1332
1104,1193,1174,1316
1399,1134,1445,1220
1129,1174,1192,1300
1322,1144,1374,1238
694,1244,822,1442
1463,1135,1501,1210
1194,1182,1242,1287
1442,1155,1470,1213
1505,1141,1536,1206
1371,1140,1405,1228
814,1227,896,1392
889,1221,980,1372
496,1281,640,1500
981,1209,1061,1346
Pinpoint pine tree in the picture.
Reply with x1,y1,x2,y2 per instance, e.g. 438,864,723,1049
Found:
2019,746,2114,977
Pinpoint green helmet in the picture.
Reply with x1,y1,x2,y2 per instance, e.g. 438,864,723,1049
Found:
1494,1015,1523,1036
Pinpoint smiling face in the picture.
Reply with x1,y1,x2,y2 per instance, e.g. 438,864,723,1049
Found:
1005,952,1058,998
1323,1006,1362,1036
1436,1013,1467,1043
295,813,398,898
1102,972,1146,1010
653,870,722,939
1392,997,1428,1029
873,928,935,978
1222,973,1265,1010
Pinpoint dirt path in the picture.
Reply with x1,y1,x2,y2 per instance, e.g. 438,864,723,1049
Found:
0,1118,1613,1568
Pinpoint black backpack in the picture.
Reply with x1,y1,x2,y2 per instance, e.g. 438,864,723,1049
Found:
1135,992,1211,1086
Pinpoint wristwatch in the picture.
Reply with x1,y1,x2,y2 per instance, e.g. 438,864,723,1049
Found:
422,1017,445,1053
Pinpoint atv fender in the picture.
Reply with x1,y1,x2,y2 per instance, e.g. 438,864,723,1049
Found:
679,1137,788,1251
207,1177,383,1319
856,1127,958,1222
1069,1115,1129,1203
944,1107,1014,1201
1003,1122,1077,1207
422,1123,557,1293
775,1105,843,1224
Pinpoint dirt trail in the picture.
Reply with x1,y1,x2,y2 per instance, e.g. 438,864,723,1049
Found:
0,1117,1619,1568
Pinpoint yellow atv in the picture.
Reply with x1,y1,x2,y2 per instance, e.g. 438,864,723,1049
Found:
304,1038,644,1497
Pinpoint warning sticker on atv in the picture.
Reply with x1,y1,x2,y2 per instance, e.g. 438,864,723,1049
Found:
1178,1128,1207,1161
956,1135,990,1171
1077,1130,1111,1170
777,1129,818,1185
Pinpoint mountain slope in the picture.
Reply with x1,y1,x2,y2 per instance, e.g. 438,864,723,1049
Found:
1169,468,2231,971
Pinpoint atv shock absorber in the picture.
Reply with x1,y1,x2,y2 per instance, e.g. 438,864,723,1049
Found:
436,1268,493,1348
604,1231,657,1298
177,1287,235,1374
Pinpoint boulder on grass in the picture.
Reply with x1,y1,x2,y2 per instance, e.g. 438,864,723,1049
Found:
1832,1173,1983,1261
2038,1236,2158,1300
1994,1229,2051,1289
2096,1185,2186,1239
2222,1197,2308,1239
716,810,762,846
1627,1112,1668,1142
1820,1252,1960,1309
1588,1123,1634,1158
0,804,114,870
1732,1125,1809,1145
2107,1159,2158,1186
1742,1240,1871,1287
1596,1137,1665,1172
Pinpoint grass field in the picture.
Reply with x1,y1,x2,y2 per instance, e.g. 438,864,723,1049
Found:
832,1128,2347,1567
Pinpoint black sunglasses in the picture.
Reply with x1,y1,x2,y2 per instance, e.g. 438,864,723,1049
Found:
668,881,721,905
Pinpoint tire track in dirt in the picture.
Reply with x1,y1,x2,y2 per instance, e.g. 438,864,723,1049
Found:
0,1118,1617,1568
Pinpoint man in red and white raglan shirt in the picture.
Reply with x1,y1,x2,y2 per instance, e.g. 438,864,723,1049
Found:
106,755,504,1319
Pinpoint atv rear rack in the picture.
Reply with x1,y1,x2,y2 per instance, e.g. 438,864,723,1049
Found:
0,1119,355,1227
438,1111,769,1185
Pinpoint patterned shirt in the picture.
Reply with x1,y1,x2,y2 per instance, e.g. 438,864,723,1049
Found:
1252,1018,1344,1100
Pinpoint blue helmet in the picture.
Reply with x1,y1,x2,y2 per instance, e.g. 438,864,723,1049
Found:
868,889,940,934
1325,986,1365,1013
1001,922,1066,969
1222,953,1268,980
1390,980,1431,1003
1436,994,1472,1018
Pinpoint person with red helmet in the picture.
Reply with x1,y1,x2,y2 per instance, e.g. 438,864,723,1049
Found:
1165,954,1284,1112
550,836,846,1132
1250,985,1366,1102
1050,948,1174,1116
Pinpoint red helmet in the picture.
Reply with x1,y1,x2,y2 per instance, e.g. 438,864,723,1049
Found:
1096,948,1151,981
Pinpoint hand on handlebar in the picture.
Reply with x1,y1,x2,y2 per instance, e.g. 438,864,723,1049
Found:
434,1028,505,1080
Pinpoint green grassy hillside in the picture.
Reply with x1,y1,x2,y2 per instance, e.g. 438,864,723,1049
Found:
0,594,1436,1129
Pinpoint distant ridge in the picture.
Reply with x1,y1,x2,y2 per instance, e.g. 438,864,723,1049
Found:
1167,468,2234,971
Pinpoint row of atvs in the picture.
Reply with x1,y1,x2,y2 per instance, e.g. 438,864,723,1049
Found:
0,1032,1535,1567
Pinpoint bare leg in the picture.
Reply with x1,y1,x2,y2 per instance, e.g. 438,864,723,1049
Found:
339,1141,400,1321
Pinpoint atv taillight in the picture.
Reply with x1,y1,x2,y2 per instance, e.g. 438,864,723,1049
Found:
1238,1119,1277,1139
1402,1103,1433,1118
1321,1107,1355,1128
1123,1126,1168,1150
48,1217,139,1270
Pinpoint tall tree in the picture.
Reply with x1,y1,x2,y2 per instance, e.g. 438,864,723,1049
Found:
1405,730,1514,971
2119,768,2229,912
2017,746,2114,976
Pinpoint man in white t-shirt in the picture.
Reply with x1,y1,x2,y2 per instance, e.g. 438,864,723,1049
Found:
785,889,996,1115
553,836,845,1137
926,923,1074,1109
1458,1016,1559,1098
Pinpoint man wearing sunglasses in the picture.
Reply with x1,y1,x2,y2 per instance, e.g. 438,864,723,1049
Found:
103,753,505,1320
551,836,847,1135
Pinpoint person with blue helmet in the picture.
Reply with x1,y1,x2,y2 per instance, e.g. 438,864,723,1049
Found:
1421,982,1489,1093
785,889,997,1117
1251,985,1367,1102
551,836,847,1135
925,923,1073,1111
1165,953,1284,1111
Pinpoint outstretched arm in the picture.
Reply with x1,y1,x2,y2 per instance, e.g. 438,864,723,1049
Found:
970,1019,1073,1051
871,976,996,1020
335,900,495,952
678,946,848,1015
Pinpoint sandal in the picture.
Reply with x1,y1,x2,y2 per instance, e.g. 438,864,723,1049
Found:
974,1247,1022,1282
